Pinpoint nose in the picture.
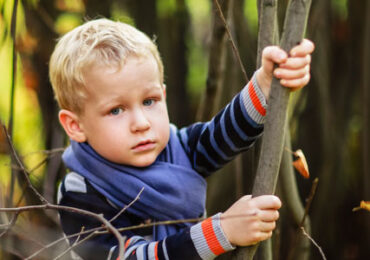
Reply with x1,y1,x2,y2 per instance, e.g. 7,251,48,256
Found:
130,108,150,132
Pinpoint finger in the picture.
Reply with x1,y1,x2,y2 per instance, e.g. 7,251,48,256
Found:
251,195,282,210
258,221,276,232
274,65,310,80
255,231,273,243
280,73,310,89
257,209,280,222
278,55,311,69
290,39,315,57
263,46,288,64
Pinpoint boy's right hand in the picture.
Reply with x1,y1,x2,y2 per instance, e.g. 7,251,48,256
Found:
220,195,281,246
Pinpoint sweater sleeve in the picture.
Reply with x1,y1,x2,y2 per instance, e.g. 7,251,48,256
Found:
57,173,234,260
178,73,267,176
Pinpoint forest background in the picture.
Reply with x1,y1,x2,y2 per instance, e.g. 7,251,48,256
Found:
0,0,369,259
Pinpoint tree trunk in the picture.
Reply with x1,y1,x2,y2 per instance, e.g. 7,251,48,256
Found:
196,0,233,122
233,0,312,258
233,0,278,257
158,0,192,127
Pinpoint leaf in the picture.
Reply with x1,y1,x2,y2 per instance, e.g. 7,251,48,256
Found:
292,149,310,179
353,201,370,212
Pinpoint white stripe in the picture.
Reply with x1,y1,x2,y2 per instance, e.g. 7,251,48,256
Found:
135,244,146,259
212,213,235,252
162,238,170,260
64,172,87,193
148,242,156,260
190,222,216,260
107,245,116,260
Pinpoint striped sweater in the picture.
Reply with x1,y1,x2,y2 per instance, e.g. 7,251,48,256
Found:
57,74,266,260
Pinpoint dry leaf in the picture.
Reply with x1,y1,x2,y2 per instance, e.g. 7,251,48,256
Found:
292,149,310,179
353,201,370,212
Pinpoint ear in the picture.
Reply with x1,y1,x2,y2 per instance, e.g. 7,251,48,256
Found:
59,109,87,143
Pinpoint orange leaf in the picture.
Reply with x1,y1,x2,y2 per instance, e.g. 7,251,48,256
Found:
360,201,370,211
292,149,310,179
353,201,370,212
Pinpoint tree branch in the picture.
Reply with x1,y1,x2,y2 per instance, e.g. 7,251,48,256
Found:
235,0,312,259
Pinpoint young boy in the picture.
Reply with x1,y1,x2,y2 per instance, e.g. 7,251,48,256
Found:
50,19,314,259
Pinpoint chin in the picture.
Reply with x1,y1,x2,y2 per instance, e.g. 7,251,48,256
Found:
131,157,157,168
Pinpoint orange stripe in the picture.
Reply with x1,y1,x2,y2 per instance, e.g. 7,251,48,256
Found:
124,238,131,249
201,218,226,255
248,81,266,116
154,242,159,260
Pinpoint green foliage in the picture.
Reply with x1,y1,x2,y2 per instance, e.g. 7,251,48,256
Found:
185,0,211,100
244,0,259,34
55,12,82,34
0,0,44,182
157,0,177,17
111,2,135,26
332,0,348,19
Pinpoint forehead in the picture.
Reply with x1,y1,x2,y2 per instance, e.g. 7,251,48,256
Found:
81,55,162,98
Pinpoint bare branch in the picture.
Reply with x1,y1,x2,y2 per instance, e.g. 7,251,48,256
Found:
23,188,144,259
300,178,319,227
8,0,19,209
0,212,19,238
213,0,248,83
2,125,48,204
0,203,125,259
301,227,327,260
110,187,144,223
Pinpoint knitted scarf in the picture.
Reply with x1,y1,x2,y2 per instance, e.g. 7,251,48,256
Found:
62,126,207,240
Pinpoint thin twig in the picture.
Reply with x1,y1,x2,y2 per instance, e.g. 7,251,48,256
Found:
301,227,327,260
0,203,125,260
22,148,65,158
52,231,100,260
2,125,48,204
8,0,19,209
109,187,144,223
300,177,319,226
0,212,19,237
213,0,249,83
24,188,144,259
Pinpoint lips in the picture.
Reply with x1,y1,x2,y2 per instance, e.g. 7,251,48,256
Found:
132,140,156,152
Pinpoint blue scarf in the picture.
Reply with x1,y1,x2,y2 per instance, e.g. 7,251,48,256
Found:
62,126,207,240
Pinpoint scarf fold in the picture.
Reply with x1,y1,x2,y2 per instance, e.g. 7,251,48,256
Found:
62,126,206,240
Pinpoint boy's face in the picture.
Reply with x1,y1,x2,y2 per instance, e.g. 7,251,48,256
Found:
76,56,170,167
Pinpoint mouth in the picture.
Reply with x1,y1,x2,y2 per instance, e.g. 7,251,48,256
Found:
132,140,156,152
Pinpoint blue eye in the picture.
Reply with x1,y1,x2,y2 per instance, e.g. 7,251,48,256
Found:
110,108,123,115
143,99,154,106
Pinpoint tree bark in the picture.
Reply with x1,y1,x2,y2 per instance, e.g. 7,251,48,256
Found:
196,0,232,122
233,0,278,258
233,0,312,258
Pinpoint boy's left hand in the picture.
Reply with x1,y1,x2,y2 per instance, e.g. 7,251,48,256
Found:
256,39,315,100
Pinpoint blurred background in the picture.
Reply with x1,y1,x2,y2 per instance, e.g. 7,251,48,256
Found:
0,0,369,259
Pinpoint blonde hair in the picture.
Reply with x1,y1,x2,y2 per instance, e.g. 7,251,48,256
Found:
49,18,164,114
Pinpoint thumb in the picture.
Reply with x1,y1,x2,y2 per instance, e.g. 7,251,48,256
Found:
261,46,287,75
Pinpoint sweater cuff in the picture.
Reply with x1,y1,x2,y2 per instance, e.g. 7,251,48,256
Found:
190,213,235,260
241,73,267,124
